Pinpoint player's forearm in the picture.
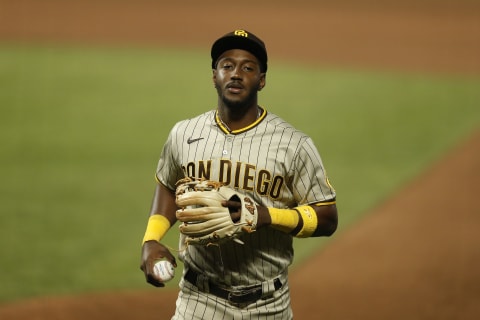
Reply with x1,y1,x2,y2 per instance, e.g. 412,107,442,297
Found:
142,183,178,245
142,214,171,245
259,204,338,238
311,204,338,236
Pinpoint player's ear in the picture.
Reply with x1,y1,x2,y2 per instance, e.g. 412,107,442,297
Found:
212,69,217,87
258,74,266,91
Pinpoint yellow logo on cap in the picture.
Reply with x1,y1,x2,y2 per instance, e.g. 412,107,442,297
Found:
234,30,248,37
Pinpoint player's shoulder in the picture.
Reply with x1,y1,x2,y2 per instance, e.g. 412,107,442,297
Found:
264,111,309,138
171,110,215,132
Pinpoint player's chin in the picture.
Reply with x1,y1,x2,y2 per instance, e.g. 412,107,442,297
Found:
222,93,251,108
223,91,244,100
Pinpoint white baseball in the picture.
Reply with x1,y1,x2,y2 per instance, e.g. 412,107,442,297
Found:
153,260,175,282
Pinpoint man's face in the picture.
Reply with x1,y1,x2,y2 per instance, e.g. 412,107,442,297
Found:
213,49,266,108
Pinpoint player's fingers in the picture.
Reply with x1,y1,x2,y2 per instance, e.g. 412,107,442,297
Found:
222,200,241,209
146,272,166,287
143,259,167,287
222,200,241,222
164,254,177,268
229,211,241,222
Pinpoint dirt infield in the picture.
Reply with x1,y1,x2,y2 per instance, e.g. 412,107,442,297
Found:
1,1,479,319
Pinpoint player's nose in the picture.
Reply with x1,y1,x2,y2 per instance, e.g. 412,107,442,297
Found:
231,67,242,79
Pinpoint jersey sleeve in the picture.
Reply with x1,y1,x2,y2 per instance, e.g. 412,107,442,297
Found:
155,124,185,191
291,137,336,205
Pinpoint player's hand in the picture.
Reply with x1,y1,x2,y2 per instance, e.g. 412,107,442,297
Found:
221,199,242,222
222,200,270,228
140,241,177,287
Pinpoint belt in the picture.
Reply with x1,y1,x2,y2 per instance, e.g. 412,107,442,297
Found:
184,269,282,304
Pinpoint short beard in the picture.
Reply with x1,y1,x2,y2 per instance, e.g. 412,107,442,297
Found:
219,88,257,114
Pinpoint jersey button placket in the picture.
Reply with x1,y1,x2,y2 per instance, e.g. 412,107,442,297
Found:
222,136,233,156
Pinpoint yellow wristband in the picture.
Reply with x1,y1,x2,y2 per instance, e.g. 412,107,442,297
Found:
268,206,318,238
268,207,299,234
142,214,171,245
295,205,318,238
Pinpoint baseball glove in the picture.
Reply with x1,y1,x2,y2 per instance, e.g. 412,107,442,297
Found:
175,178,258,246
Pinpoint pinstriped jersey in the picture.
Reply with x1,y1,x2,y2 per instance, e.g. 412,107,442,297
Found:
155,107,335,287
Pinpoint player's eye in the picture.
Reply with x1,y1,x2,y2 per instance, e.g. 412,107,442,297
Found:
221,63,233,70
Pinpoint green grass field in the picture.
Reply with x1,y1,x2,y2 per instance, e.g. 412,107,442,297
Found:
1,44,479,303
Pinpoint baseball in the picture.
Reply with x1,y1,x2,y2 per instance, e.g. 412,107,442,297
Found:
153,260,175,282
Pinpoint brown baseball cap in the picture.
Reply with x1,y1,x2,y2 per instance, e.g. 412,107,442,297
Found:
211,29,268,72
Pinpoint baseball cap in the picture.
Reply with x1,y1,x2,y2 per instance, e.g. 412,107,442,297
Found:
211,29,268,72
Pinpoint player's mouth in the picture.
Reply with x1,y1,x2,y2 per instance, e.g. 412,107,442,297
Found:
226,82,244,94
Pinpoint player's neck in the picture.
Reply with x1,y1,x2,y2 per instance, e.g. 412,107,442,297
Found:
217,105,262,132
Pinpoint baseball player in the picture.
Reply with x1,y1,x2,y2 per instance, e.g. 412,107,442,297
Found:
140,29,338,319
